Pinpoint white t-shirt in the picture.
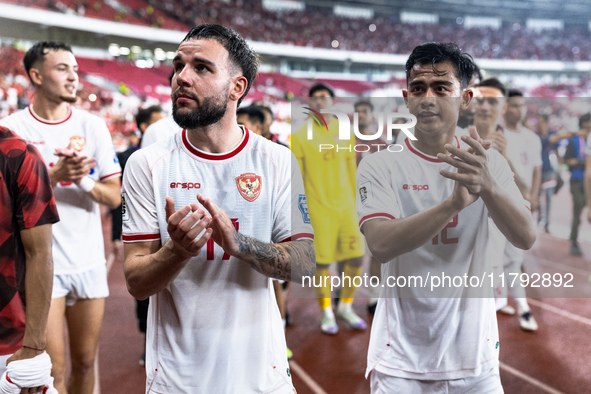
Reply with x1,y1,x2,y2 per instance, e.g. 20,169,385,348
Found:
503,125,542,189
122,127,313,393
0,105,121,274
140,116,180,148
357,136,526,380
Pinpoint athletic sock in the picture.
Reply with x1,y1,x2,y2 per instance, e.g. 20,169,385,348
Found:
340,264,363,302
515,298,530,315
315,266,332,310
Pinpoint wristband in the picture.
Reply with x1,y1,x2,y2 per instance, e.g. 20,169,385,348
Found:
78,176,96,192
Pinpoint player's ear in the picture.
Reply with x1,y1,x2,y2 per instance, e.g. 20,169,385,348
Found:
28,68,43,87
229,75,248,102
402,89,409,107
460,88,473,110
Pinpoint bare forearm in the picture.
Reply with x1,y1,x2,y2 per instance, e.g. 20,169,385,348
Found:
20,225,54,350
22,254,53,350
124,241,189,300
530,167,542,201
85,177,121,209
233,234,315,282
363,199,459,263
507,160,529,196
481,183,536,250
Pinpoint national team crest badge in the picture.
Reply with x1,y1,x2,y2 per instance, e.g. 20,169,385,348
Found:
236,173,262,202
68,136,86,152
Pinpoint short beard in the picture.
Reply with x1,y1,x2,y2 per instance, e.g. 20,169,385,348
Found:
60,95,77,103
173,95,228,129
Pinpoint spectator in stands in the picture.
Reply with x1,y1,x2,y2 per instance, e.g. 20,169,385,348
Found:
564,113,591,256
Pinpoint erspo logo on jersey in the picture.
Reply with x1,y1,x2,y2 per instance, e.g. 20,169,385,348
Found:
403,184,429,191
170,182,201,190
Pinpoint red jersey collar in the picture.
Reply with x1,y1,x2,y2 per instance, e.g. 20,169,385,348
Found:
182,126,250,161
28,105,72,125
405,135,460,163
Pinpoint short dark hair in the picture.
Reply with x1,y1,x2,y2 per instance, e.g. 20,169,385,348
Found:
477,78,508,97
309,83,334,98
405,43,475,90
24,41,73,83
256,104,274,121
136,105,163,130
537,113,549,122
472,64,483,85
579,112,591,129
236,105,265,126
508,89,523,98
181,24,259,106
354,99,373,112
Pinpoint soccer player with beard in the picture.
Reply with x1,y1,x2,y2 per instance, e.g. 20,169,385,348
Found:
122,24,315,393
0,41,122,394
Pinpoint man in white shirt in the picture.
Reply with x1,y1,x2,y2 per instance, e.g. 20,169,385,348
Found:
0,41,121,394
473,80,542,331
357,42,536,393
139,116,179,148
122,24,315,393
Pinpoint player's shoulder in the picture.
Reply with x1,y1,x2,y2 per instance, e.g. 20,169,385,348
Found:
69,106,105,125
133,132,179,163
0,107,27,126
249,131,292,159
358,144,399,174
146,116,179,133
522,126,541,142
0,126,28,151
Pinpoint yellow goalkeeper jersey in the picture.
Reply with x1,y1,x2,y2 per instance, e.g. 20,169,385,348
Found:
291,117,357,213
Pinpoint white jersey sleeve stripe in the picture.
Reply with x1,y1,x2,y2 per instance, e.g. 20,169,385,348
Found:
100,171,122,181
359,212,395,228
122,233,161,242
278,233,315,243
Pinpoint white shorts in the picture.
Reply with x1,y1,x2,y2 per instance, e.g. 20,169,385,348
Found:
52,264,109,306
370,367,503,394
0,354,10,377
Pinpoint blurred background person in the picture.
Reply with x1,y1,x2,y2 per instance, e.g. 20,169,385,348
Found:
109,105,164,367
564,112,591,256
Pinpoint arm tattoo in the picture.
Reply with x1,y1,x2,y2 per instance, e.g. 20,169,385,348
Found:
234,232,315,282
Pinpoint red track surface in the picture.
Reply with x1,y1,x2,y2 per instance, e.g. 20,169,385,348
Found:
98,184,591,393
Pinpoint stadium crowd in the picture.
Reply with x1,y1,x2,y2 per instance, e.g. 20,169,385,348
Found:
5,0,591,61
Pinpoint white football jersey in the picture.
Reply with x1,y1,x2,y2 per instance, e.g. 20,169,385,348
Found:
122,127,313,393
0,105,121,274
503,125,542,189
357,136,526,380
140,116,180,148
